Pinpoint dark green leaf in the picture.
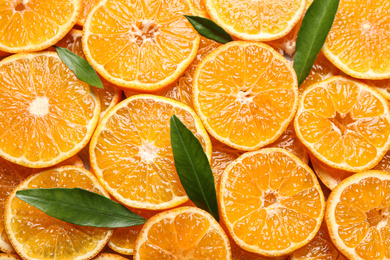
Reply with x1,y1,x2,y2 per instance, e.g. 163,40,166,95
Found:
16,188,146,228
170,115,219,221
294,0,340,85
184,15,233,44
55,46,104,89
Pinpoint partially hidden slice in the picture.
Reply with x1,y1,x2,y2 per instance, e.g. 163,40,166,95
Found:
77,0,100,26
134,206,231,259
4,166,113,260
93,253,128,260
326,171,390,260
193,41,299,151
90,95,212,210
220,148,325,257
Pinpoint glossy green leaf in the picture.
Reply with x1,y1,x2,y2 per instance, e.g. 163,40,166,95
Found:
170,115,219,221
16,188,146,228
184,15,233,44
294,0,340,86
55,46,104,89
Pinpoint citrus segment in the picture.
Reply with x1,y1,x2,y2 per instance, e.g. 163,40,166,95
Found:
323,0,390,79
83,0,200,92
0,0,81,53
93,253,128,260
134,207,231,260
4,166,113,260
364,79,390,101
295,76,390,172
193,41,299,151
232,241,287,260
220,148,325,256
326,171,390,260
0,52,100,168
205,0,306,41
90,95,211,210
191,0,208,17
77,0,100,26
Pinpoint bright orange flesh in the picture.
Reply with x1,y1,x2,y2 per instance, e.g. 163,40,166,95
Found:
90,95,211,210
83,0,200,92
0,52,100,168
326,171,390,260
134,207,231,260
4,166,113,260
205,0,306,41
77,0,100,26
93,253,128,260
220,148,325,256
295,76,390,172
364,79,390,100
231,241,287,260
194,41,299,151
0,0,81,53
323,0,390,79
191,0,208,17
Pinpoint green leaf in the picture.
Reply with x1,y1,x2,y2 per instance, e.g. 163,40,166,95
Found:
16,188,146,228
294,0,340,86
184,15,233,44
170,115,219,221
55,46,104,89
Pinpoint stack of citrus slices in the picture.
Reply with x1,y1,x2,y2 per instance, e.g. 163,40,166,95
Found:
1,0,390,259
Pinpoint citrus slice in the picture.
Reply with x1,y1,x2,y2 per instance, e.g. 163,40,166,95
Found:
193,41,299,151
364,79,390,101
0,254,20,260
83,0,200,92
191,0,208,17
322,0,390,79
291,222,347,260
231,241,287,260
205,0,306,41
134,206,231,259
326,171,390,260
93,253,128,260
90,95,212,210
4,166,113,260
220,148,325,257
0,0,81,53
0,52,100,168
294,76,390,172
77,0,100,26
55,29,122,120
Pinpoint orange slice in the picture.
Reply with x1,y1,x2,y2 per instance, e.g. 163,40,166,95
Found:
323,0,390,79
0,254,20,260
4,166,113,260
55,29,122,120
191,0,208,17
93,253,128,260
290,222,347,260
326,171,390,260
364,79,390,101
90,95,211,210
294,76,390,172
0,0,81,53
193,41,299,151
77,0,100,26
83,0,200,92
231,241,287,260
219,148,325,257
134,206,231,259
205,0,306,41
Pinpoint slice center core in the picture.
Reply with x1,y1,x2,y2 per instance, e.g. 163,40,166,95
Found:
29,97,50,117
139,141,159,163
131,20,161,47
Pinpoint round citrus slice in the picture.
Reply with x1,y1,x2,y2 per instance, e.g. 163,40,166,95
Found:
83,0,200,92
295,76,390,172
54,29,122,120
90,95,211,210
0,52,100,168
193,41,299,151
291,222,347,260
4,166,113,260
326,171,390,260
93,253,128,260
220,148,325,257
364,79,390,101
77,0,100,26
205,0,306,41
322,0,390,79
0,254,20,260
0,0,81,53
134,206,231,259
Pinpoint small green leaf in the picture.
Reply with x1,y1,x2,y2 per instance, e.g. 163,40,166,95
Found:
16,188,146,228
55,46,104,89
170,115,219,221
184,15,233,44
294,0,340,86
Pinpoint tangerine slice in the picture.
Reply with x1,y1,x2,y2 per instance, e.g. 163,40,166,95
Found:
4,166,113,260
83,0,200,92
295,76,390,172
326,171,390,260
77,0,100,26
220,148,325,257
134,206,231,259
89,95,211,210
193,41,299,151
